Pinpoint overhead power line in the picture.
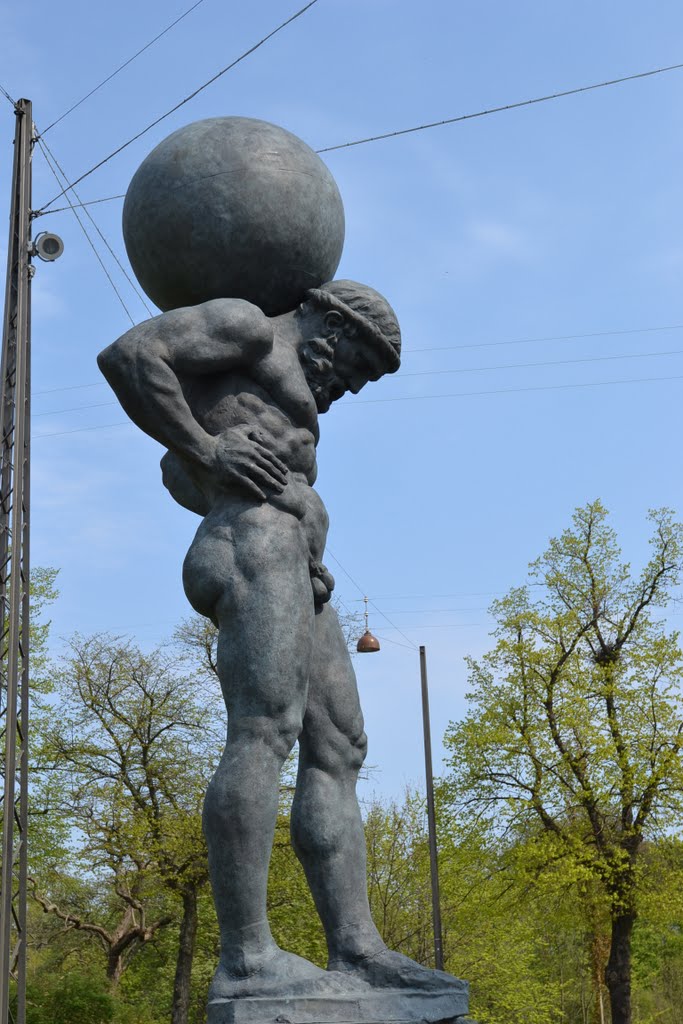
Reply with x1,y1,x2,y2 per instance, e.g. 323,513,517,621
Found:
40,0,210,136
34,382,107,397
401,347,683,378
31,331,683,403
366,633,416,652
317,60,683,153
32,400,117,419
30,323,683,399
36,57,683,219
310,549,419,651
363,606,489,614
34,194,127,218
36,139,137,325
36,0,321,212
31,372,683,440
366,592,505,599
0,82,16,107
42,348,672,399
351,372,683,405
33,352,683,415
34,421,131,440
379,623,482,631
37,138,154,318
408,322,683,354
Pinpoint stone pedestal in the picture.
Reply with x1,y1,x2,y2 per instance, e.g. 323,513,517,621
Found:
207,983,470,1024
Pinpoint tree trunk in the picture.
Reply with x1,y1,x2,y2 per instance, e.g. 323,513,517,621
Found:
106,949,126,987
591,930,609,1024
171,887,199,1024
604,912,635,1024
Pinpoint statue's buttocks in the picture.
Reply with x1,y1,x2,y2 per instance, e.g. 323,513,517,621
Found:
182,477,329,623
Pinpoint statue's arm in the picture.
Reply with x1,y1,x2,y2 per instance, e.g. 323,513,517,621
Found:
97,298,273,469
98,298,288,501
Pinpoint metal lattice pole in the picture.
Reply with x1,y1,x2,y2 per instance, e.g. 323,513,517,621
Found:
0,98,33,1024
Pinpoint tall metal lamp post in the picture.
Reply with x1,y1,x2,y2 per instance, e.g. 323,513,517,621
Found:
356,605,444,971
417,644,444,971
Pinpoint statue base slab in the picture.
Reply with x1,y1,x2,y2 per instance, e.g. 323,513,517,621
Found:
207,985,469,1024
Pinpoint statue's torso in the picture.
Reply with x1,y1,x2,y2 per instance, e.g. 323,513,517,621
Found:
165,334,324,526
185,370,317,480
177,342,332,619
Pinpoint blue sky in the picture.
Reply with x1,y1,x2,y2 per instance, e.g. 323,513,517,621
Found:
2,0,683,800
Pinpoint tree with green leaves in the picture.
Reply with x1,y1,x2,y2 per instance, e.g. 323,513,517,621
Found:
32,633,224,1023
444,501,683,1024
362,790,576,1024
27,566,59,694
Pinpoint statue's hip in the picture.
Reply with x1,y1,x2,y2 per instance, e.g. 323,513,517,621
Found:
181,482,330,621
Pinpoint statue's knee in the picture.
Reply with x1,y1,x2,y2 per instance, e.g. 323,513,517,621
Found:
226,711,302,762
302,718,367,774
351,729,368,771
263,713,302,761
336,718,367,772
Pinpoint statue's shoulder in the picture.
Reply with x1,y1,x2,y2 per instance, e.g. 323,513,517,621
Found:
197,297,273,342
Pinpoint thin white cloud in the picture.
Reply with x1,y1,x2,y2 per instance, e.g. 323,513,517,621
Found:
31,275,68,320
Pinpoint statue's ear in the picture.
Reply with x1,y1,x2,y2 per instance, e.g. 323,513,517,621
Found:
324,310,344,331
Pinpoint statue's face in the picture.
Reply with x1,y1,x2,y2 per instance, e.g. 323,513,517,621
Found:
298,309,388,413
300,337,386,412
333,336,385,394
299,334,345,413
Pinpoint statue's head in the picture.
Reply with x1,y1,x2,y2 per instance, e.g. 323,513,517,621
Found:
297,280,401,412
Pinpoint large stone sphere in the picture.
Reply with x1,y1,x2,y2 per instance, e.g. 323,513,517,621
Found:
122,116,345,315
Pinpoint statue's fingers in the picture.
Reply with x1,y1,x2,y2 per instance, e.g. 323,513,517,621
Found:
247,464,285,493
248,435,288,474
235,474,267,501
251,451,287,485
246,444,287,481
262,449,288,475
256,447,288,475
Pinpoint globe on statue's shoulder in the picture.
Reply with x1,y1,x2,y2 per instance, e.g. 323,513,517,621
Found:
122,116,345,315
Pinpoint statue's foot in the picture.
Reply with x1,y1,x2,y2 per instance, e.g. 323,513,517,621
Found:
328,946,461,992
209,949,366,1001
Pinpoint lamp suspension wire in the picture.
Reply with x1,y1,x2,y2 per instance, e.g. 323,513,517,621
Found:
0,98,34,1024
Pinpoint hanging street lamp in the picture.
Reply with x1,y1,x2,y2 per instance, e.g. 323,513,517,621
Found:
356,596,380,653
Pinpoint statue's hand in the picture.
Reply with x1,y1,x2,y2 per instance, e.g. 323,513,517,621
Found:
209,426,288,501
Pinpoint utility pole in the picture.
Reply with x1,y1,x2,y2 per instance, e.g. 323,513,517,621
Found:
0,97,34,1024
419,645,444,971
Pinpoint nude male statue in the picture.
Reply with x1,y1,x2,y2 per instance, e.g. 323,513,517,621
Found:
98,280,456,1002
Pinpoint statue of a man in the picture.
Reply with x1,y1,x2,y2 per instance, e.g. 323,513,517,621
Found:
99,280,460,1006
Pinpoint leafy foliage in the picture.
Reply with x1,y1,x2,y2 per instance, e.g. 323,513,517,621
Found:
26,972,115,1024
23,525,683,1022
31,632,224,1012
444,501,683,1024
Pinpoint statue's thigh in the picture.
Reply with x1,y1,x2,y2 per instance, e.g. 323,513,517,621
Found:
188,504,316,717
227,509,317,712
300,604,366,771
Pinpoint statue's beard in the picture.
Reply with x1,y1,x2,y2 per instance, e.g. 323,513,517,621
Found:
300,337,345,412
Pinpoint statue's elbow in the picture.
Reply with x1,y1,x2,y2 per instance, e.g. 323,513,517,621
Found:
97,341,135,392
96,344,113,376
